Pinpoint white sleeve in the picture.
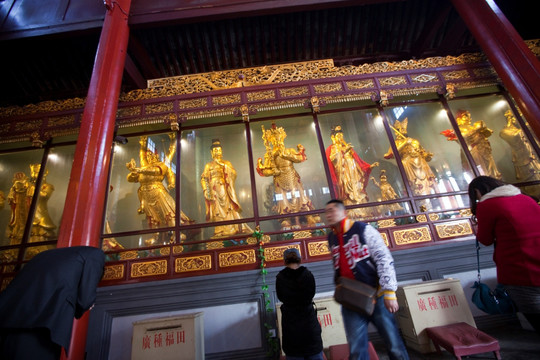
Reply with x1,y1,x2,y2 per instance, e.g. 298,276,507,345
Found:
363,224,398,292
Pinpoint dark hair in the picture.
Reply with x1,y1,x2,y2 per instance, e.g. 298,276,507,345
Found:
284,250,301,265
468,176,506,215
326,199,346,210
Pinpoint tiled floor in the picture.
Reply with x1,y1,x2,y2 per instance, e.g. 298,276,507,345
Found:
370,315,540,360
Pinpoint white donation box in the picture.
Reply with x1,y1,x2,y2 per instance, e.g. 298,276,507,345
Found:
277,296,347,355
131,312,204,360
396,278,476,353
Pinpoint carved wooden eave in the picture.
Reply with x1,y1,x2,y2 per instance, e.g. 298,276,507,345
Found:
1,39,538,145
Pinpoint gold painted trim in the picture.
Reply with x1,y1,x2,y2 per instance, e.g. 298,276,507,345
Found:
102,264,125,280
380,232,390,247
435,220,473,239
264,245,301,262
393,226,432,245
307,241,330,256
218,249,256,267
175,255,212,273
3,41,540,118
131,259,168,277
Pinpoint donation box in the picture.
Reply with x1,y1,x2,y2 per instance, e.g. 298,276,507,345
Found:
131,312,204,360
277,296,347,356
396,279,475,353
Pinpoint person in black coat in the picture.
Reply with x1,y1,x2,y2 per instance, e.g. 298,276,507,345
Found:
0,246,105,360
276,248,324,360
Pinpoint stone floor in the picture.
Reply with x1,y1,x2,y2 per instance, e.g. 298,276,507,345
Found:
370,315,540,360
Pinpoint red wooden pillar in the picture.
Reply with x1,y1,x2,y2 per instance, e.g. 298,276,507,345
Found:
450,0,540,139
56,0,132,358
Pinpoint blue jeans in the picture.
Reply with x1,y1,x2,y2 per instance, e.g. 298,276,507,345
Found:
341,296,409,360
286,351,325,360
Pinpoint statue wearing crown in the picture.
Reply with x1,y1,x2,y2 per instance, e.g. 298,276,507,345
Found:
326,125,379,219
201,139,253,237
384,118,436,196
257,123,319,227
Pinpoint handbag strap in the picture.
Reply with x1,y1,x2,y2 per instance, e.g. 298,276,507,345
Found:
475,238,482,282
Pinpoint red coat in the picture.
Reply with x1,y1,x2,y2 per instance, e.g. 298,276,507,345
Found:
476,188,540,286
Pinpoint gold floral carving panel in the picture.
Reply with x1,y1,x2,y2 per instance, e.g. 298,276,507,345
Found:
377,219,396,228
265,245,301,262
293,230,311,239
119,251,139,260
380,232,389,247
393,226,432,245
175,255,212,273
179,98,207,109
346,79,375,90
48,115,76,127
435,220,473,239
117,106,141,117
145,102,174,114
213,94,241,106
442,70,470,80
416,214,428,223
308,241,330,256
379,76,407,86
207,241,225,250
247,90,276,102
131,260,168,277
279,87,309,97
313,83,343,93
218,249,256,268
102,264,125,280
15,120,42,132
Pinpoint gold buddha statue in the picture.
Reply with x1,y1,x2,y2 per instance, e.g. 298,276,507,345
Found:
326,125,379,219
256,123,319,227
127,134,193,244
442,109,502,179
499,110,540,196
371,170,404,214
384,118,436,196
201,139,253,238
28,164,56,249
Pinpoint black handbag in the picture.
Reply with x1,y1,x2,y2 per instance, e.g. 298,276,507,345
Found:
471,239,516,315
334,276,377,317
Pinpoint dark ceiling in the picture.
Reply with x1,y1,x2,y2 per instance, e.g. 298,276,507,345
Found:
0,0,538,109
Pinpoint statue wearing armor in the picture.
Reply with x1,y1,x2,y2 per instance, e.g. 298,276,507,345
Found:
127,134,193,244
499,110,540,196
201,139,252,238
257,123,318,227
326,125,379,218
371,170,404,214
384,118,436,196
442,110,502,179
28,164,56,252
6,172,30,245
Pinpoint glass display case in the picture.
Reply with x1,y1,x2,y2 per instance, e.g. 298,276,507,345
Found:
1,89,540,274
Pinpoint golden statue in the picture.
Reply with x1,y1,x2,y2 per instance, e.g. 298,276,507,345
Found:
442,110,502,179
201,139,253,238
28,164,56,246
6,172,30,245
499,110,540,196
256,123,319,227
127,134,193,244
371,170,404,214
384,118,436,196
326,125,379,218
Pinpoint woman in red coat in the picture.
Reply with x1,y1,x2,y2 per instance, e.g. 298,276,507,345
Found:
469,176,540,332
